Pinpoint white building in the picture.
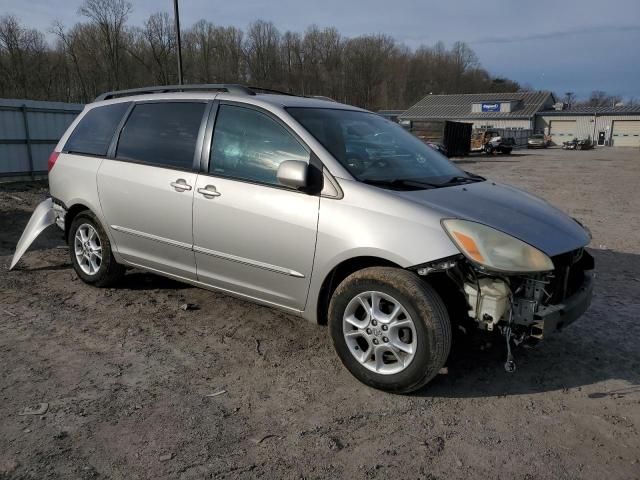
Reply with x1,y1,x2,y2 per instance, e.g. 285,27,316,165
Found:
400,92,640,147
536,106,640,147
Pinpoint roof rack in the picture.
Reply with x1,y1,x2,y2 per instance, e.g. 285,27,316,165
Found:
94,84,256,102
246,86,295,96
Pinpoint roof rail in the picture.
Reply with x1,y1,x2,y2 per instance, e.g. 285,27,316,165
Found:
246,86,295,96
94,84,256,102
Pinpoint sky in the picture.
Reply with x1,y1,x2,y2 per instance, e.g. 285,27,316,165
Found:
4,0,640,100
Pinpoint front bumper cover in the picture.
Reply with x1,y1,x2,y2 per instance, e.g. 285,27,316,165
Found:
530,271,594,339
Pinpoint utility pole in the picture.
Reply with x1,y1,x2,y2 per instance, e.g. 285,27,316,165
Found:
564,91,575,108
173,0,184,85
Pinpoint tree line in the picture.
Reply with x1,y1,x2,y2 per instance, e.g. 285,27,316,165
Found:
0,0,523,109
563,91,637,108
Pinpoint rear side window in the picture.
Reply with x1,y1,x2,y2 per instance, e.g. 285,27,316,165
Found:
116,102,206,170
64,102,130,156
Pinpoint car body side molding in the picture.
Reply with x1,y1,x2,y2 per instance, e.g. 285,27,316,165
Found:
193,245,306,278
110,224,192,250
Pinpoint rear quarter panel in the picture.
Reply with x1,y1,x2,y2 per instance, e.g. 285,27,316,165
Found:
49,105,114,242
48,154,116,248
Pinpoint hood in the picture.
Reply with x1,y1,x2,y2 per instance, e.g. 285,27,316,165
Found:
396,181,590,256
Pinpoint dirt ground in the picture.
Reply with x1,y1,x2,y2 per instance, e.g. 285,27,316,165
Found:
1,147,639,479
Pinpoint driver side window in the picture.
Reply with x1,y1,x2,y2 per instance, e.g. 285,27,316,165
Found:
209,105,310,186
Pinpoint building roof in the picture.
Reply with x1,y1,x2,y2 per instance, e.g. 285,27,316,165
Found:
400,91,554,120
538,105,640,116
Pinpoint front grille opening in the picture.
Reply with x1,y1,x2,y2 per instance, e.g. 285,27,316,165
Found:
546,249,593,303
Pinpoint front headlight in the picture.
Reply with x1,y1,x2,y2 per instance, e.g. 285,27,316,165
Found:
441,219,554,273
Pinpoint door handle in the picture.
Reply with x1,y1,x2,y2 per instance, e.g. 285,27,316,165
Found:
170,179,192,192
197,185,221,198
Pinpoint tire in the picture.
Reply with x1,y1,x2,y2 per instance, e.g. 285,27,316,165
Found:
328,267,451,393
68,211,125,287
484,145,494,155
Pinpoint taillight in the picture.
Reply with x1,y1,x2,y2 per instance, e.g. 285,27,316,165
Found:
48,151,60,172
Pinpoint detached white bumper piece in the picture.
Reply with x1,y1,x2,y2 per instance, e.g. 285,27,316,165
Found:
9,198,56,270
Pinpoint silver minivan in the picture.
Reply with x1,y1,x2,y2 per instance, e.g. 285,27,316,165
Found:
11,85,594,393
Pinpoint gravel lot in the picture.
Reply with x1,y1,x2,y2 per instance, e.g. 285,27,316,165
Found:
1,147,639,479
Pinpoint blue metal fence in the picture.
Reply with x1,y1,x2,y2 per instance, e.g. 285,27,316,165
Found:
0,99,84,178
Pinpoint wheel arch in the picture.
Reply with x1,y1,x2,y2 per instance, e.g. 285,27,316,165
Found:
63,202,117,254
315,255,401,325
64,203,92,242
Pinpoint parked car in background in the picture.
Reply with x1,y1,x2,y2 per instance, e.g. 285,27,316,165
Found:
471,130,513,155
562,137,594,150
527,134,549,148
11,84,594,393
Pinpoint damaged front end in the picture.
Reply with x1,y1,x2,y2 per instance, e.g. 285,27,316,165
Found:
413,219,595,371
441,248,595,339
416,249,593,333
417,250,594,371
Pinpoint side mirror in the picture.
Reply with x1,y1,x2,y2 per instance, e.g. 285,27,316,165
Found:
277,160,308,189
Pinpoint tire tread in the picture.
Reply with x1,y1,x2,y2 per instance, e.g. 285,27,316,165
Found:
329,267,452,393
68,211,125,287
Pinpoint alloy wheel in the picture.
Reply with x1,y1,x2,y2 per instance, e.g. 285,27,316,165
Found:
74,223,102,276
342,291,417,375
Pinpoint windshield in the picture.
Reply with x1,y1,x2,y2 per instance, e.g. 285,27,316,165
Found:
287,108,474,188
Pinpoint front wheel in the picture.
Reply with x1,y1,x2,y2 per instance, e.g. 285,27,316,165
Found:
328,267,451,393
69,211,125,287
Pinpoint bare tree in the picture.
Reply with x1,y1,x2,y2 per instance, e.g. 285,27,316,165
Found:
128,12,176,85
343,34,397,109
0,15,53,99
78,0,132,90
244,20,282,87
5,4,525,108
582,90,622,107
184,21,244,83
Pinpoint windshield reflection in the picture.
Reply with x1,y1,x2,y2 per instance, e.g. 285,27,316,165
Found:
287,107,473,189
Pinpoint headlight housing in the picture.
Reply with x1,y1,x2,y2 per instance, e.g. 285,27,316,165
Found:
441,219,554,273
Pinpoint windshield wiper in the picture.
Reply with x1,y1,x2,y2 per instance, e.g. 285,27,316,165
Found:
464,171,486,181
441,175,485,186
361,178,439,190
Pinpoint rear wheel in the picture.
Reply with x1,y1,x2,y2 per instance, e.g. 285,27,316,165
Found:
484,144,494,155
69,211,124,287
328,267,451,393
